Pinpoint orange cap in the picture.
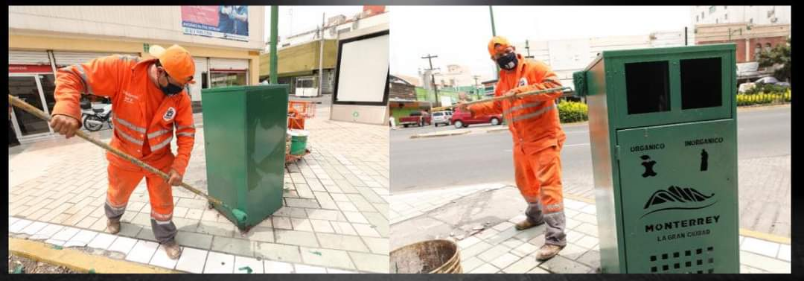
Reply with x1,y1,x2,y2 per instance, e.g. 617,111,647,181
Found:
149,44,196,84
488,36,511,57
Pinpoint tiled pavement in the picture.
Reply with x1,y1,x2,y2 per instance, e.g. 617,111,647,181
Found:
560,155,792,238
8,107,390,273
389,184,792,274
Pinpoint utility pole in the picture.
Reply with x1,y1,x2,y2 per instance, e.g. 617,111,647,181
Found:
525,40,534,59
489,6,499,79
422,54,440,107
269,6,279,84
473,75,481,101
684,27,688,46
318,12,325,97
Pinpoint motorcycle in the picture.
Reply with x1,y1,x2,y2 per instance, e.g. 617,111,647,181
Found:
81,99,113,132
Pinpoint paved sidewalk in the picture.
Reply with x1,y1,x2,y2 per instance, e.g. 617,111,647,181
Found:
9,107,389,273
389,184,791,274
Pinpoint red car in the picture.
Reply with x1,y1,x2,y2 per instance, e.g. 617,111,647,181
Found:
398,112,431,127
450,108,503,128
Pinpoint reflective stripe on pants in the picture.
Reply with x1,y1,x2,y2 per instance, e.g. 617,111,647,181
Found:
104,156,177,243
514,138,566,246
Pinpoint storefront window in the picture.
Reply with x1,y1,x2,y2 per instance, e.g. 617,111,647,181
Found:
9,76,50,136
211,71,247,88
39,74,57,114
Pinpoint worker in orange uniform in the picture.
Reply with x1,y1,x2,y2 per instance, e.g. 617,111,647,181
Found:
458,36,567,261
49,45,197,260
288,106,305,130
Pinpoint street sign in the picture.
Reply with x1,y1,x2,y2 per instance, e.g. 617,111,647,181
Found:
143,43,150,53
574,44,739,273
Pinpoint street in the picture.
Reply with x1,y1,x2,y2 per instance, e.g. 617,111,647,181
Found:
391,105,791,237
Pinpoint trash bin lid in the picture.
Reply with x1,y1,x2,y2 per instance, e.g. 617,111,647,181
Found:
288,129,310,137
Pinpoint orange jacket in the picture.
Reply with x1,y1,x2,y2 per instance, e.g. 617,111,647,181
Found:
51,55,196,175
470,54,566,151
288,107,305,130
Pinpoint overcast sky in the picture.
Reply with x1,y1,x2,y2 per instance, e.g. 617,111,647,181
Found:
266,6,693,81
391,6,694,81
264,6,364,41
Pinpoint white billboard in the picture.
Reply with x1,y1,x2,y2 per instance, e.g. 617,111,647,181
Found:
333,32,389,104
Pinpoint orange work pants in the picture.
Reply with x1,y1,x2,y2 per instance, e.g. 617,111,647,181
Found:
104,154,177,243
512,138,567,246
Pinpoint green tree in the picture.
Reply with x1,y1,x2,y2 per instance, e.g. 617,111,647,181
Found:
757,38,791,82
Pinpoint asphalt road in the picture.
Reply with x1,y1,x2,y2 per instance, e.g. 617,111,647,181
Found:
391,106,791,194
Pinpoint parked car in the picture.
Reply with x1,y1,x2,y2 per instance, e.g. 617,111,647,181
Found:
738,82,756,93
432,111,452,127
450,108,502,129
755,76,790,88
397,112,431,128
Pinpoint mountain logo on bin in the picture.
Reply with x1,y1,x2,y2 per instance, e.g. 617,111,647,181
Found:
641,186,716,218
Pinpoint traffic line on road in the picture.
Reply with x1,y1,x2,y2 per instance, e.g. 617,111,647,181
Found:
8,237,178,274
505,143,590,152
564,143,590,147
410,130,471,139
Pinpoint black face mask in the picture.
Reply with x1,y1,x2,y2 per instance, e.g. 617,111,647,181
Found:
159,72,184,96
496,52,518,70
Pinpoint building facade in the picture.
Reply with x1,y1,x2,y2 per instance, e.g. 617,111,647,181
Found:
691,6,790,26
9,6,265,141
510,31,688,91
694,23,790,64
259,7,389,97
690,6,791,65
274,7,389,49
259,40,339,96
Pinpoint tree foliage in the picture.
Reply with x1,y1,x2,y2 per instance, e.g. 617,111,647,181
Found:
757,38,791,82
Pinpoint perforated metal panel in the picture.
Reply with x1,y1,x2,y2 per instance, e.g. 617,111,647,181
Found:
649,246,716,273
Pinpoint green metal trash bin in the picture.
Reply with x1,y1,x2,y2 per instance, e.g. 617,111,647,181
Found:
573,44,739,273
201,85,289,230
288,129,309,156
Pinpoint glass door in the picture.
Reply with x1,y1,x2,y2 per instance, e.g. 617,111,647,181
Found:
9,75,52,138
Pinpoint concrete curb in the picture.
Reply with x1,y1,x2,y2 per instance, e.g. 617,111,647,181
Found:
563,192,792,245
486,128,510,133
737,103,790,112
8,238,178,274
410,130,471,139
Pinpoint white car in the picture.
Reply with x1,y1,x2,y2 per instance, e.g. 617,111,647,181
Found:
432,111,452,127
738,82,756,93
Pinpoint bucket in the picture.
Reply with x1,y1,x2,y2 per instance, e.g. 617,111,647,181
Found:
289,129,309,155
390,240,462,274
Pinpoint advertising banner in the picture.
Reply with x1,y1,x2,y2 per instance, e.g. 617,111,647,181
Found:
182,6,249,42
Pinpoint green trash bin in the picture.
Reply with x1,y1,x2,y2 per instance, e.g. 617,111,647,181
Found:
201,85,289,230
573,44,739,273
288,129,309,156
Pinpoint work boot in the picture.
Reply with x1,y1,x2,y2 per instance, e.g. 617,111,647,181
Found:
535,244,565,261
515,219,544,231
107,218,121,235
162,239,182,260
